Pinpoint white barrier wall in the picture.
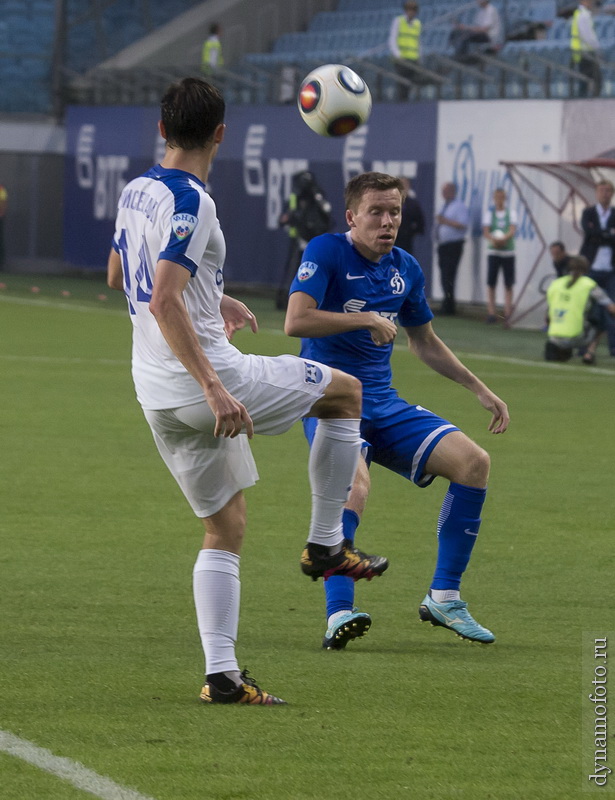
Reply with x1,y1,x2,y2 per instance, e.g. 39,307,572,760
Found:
434,99,565,326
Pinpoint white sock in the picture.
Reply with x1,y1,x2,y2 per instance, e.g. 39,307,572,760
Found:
193,549,240,676
307,419,361,547
431,589,461,603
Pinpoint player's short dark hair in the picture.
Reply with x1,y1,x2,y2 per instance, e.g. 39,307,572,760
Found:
550,240,565,251
345,172,405,211
160,77,225,150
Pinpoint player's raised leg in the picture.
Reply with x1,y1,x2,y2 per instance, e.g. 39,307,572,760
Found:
300,369,389,583
418,431,495,643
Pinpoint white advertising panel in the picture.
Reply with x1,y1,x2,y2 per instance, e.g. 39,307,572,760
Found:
435,100,564,327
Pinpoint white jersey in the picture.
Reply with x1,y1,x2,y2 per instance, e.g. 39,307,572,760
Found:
113,165,247,410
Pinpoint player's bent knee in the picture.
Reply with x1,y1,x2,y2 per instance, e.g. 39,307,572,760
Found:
312,369,361,418
461,445,490,486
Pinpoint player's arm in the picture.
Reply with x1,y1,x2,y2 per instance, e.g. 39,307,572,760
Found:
285,290,397,346
403,321,510,433
149,260,253,438
107,248,124,291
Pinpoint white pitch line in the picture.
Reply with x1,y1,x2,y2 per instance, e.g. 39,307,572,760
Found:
0,293,126,316
0,729,158,800
0,353,127,366
2,291,614,376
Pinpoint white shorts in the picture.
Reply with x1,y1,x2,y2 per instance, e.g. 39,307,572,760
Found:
143,354,332,518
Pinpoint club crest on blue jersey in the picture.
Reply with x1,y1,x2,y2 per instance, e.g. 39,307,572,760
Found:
390,270,405,295
172,213,198,240
298,261,318,282
304,362,323,384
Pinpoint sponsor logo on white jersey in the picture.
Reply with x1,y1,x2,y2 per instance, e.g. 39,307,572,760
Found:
172,213,198,240
298,261,318,281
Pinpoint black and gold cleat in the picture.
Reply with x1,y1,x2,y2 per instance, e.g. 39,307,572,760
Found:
200,670,287,705
301,539,388,582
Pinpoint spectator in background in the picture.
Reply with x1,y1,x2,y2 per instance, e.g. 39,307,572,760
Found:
276,170,332,310
570,0,601,98
395,177,425,256
450,0,503,61
0,182,7,269
545,254,615,364
434,182,469,316
550,240,572,277
388,1,422,100
580,179,615,355
483,188,517,324
202,23,224,75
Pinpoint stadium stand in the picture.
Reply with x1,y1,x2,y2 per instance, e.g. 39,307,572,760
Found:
2,0,615,114
0,0,204,114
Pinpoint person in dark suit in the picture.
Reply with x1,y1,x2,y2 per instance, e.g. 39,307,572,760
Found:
395,177,425,256
580,180,615,355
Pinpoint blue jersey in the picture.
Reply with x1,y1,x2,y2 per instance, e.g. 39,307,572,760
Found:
289,231,433,397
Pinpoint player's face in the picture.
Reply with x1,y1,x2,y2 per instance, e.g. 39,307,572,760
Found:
346,188,402,262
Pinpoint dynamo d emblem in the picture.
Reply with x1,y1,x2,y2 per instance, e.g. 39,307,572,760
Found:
172,213,198,240
298,261,318,281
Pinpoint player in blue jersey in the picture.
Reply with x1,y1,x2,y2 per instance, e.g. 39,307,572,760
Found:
285,172,510,647
106,79,387,706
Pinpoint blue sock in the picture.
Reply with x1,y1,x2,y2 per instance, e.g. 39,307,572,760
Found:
324,509,359,619
431,483,487,591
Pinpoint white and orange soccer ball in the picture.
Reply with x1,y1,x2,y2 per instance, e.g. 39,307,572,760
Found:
297,64,372,137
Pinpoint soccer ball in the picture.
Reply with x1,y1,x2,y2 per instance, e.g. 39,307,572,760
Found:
492,229,506,240
298,64,372,137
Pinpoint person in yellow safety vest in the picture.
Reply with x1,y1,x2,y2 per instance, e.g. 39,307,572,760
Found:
570,0,601,97
545,255,615,363
202,23,224,75
388,1,422,100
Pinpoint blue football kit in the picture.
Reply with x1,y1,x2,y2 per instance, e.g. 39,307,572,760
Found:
289,231,458,486
289,232,487,623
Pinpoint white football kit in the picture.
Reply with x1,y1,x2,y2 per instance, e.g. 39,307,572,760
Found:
113,165,331,516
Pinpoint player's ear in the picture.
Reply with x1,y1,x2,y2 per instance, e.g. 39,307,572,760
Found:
346,208,355,227
158,120,167,141
214,123,226,144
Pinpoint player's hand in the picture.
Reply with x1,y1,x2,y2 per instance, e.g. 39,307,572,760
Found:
367,312,398,346
476,388,509,434
220,295,259,341
204,381,254,439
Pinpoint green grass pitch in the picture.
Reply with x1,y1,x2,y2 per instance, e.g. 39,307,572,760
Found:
0,275,613,799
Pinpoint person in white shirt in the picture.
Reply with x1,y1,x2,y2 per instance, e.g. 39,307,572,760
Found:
106,77,388,706
482,188,517,324
434,182,470,315
450,0,503,60
570,0,601,97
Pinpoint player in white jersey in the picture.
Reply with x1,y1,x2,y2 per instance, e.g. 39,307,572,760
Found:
106,78,388,706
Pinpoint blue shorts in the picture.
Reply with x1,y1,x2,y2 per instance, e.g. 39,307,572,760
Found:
303,390,458,487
